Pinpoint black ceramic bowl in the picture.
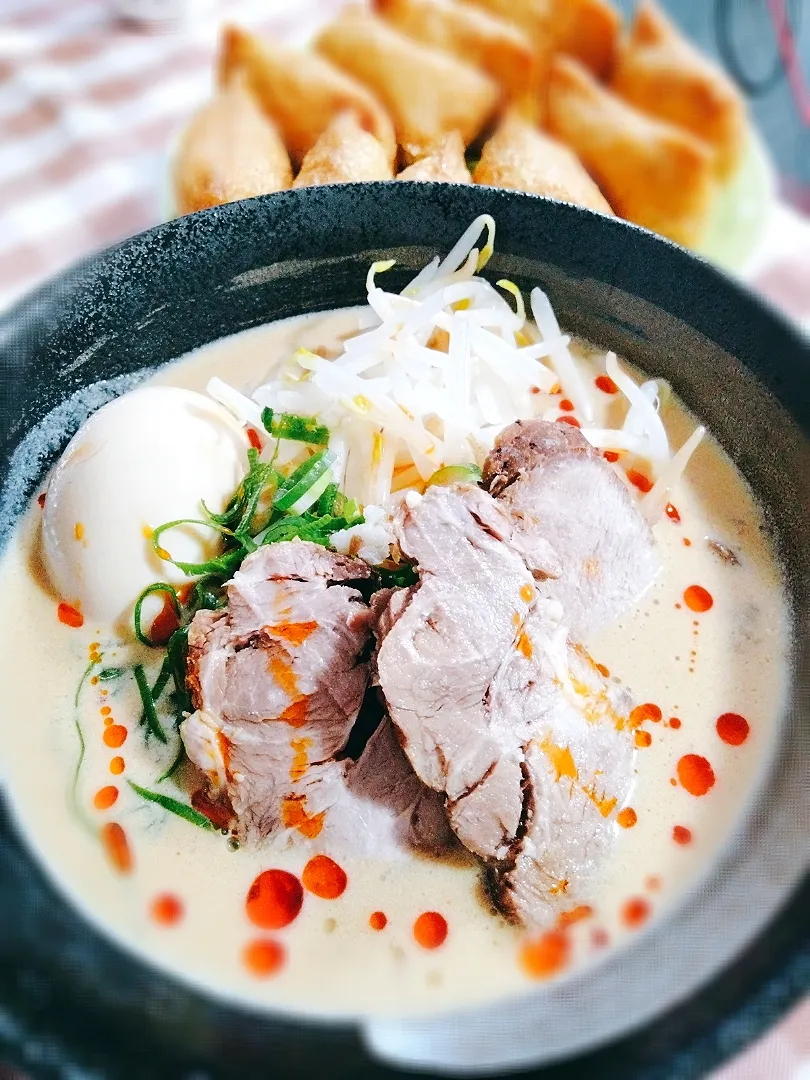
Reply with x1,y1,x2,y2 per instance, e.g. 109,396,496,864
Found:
0,184,808,1080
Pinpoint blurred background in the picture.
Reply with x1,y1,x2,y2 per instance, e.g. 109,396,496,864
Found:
0,0,808,1077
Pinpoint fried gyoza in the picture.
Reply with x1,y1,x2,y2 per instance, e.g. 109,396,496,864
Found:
611,0,747,180
173,74,292,215
473,112,612,215
218,25,395,167
547,57,715,247
463,0,622,79
293,111,394,188
375,0,539,111
315,7,499,162
396,132,471,183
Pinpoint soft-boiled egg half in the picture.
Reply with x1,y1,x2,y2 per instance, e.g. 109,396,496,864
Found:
42,386,248,629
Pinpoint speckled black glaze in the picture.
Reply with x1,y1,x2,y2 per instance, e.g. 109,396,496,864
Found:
0,184,807,1079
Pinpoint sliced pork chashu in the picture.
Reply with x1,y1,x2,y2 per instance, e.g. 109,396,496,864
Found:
182,541,373,840
375,483,637,925
181,540,451,855
483,419,660,638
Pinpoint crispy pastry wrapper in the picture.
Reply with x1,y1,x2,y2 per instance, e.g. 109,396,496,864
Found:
293,111,395,187
219,24,396,167
547,56,715,247
397,132,472,183
173,73,292,214
463,0,622,81
316,6,499,163
375,0,540,112
611,0,747,181
473,111,612,215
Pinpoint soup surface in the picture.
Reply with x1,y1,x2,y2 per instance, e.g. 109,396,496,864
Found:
0,308,789,1019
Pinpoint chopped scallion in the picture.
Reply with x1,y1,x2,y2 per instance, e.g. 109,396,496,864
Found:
151,519,238,576
133,663,167,744
128,781,215,831
273,449,335,512
133,582,181,648
262,407,330,446
317,481,339,517
98,667,124,682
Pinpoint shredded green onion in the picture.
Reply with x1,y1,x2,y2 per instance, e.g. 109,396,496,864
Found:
163,627,192,708
128,781,215,831
273,449,335,512
98,667,124,682
133,663,167,744
157,735,186,784
262,407,330,446
133,582,181,648
151,518,240,577
151,665,171,704
332,491,362,523
317,481,339,517
426,463,483,488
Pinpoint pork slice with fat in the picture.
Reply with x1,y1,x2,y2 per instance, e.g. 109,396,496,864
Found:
482,419,661,638
182,540,373,840
376,482,637,926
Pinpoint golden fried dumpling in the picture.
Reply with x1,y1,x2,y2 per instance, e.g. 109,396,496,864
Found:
611,0,747,180
218,25,395,167
547,56,715,247
462,0,622,79
293,111,395,188
396,132,471,183
173,74,292,215
315,6,499,162
375,0,540,111
473,112,612,214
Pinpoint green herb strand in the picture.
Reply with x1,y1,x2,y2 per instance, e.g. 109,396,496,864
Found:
273,449,336,512
151,518,237,576
317,481,339,516
98,667,124,682
133,663,167,744
128,781,215,831
71,658,101,838
157,736,186,784
133,582,181,647
262,407,330,446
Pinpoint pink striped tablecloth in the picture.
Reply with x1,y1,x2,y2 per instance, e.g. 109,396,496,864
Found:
0,1,807,1077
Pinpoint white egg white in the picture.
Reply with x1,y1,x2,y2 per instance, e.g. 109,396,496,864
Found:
41,386,248,629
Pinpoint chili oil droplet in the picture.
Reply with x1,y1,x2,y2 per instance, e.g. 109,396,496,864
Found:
595,375,618,394
243,938,285,977
627,469,653,493
151,893,184,926
413,911,448,949
93,785,118,810
621,896,650,929
57,603,83,628
716,712,750,746
302,855,347,900
520,930,570,979
101,822,132,874
677,754,715,796
617,807,637,828
103,725,127,748
684,585,713,612
246,869,303,930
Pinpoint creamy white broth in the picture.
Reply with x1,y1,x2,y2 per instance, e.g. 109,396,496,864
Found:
0,309,790,1018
